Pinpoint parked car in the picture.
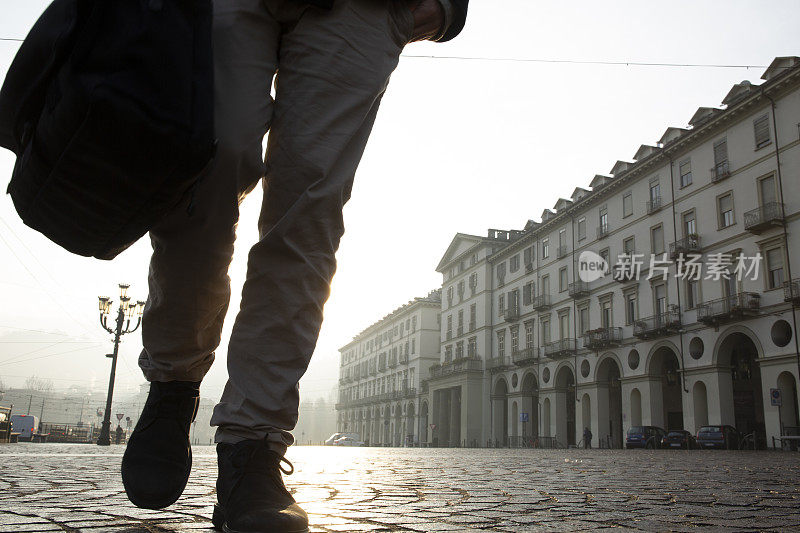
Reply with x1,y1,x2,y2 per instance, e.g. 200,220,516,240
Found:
333,436,365,447
661,430,698,449
697,425,739,449
626,426,666,449
324,432,361,446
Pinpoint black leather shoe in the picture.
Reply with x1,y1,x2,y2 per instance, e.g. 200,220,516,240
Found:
213,440,309,533
121,380,200,509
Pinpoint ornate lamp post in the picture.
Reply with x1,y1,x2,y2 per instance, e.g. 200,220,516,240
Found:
96,284,145,446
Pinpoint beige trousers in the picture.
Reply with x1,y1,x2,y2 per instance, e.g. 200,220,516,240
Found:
138,0,413,453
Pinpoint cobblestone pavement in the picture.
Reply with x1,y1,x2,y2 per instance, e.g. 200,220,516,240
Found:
2,444,800,532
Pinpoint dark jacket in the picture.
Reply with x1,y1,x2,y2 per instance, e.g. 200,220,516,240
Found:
294,0,469,42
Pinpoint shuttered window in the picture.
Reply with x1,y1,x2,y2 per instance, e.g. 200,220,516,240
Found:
754,115,771,149
718,193,734,228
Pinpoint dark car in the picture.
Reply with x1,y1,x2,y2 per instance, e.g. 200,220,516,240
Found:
661,430,698,450
626,426,666,449
697,425,739,449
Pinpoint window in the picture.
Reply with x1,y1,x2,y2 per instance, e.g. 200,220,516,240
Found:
577,217,587,241
559,228,567,249
510,325,519,353
471,253,477,266
679,159,692,187
444,345,452,363
523,281,535,305
497,262,506,284
467,337,477,358
559,266,568,292
541,275,550,296
599,208,608,232
578,306,589,335
497,330,506,358
447,286,453,306
623,192,633,218
457,309,463,334
713,138,729,178
623,237,635,255
599,249,610,273
759,175,777,206
718,192,735,228
457,280,465,301
542,238,550,259
455,341,464,359
653,283,667,315
625,293,637,325
766,247,785,290
498,294,505,315
541,319,551,344
508,289,520,312
651,225,664,255
412,315,417,331
411,338,416,354
558,311,570,340
446,315,452,339
649,181,661,203
469,272,478,294
524,320,534,348
682,210,697,237
469,303,476,331
686,279,700,309
510,254,520,273
754,114,771,149
523,246,534,269
601,300,612,328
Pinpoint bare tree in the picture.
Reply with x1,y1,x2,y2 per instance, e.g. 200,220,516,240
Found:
24,375,54,392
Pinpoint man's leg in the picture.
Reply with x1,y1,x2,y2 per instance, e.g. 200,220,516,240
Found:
123,0,281,510
211,0,413,452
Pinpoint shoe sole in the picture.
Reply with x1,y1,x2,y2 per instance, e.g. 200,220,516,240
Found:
212,504,309,533
121,445,192,510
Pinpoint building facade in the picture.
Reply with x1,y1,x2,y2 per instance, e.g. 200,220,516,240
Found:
337,57,800,449
336,290,441,446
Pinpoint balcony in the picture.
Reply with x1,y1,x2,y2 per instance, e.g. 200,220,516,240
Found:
557,245,569,259
646,196,662,214
543,338,577,359
711,161,730,182
512,347,539,366
744,202,785,234
399,354,408,364
504,306,520,322
568,281,589,298
485,356,513,374
582,327,623,350
429,357,483,379
403,387,417,399
532,295,552,311
669,235,701,260
697,292,760,326
597,224,610,240
784,279,800,306
634,307,681,339
420,381,429,394
525,262,534,272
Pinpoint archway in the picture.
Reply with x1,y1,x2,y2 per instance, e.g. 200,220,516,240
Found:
777,371,799,431
511,401,519,445
648,346,683,430
718,331,764,445
419,401,429,445
406,402,416,447
581,394,591,447
542,397,551,437
630,388,642,427
692,381,709,432
394,405,402,446
363,410,372,446
492,378,509,446
555,365,576,446
597,357,623,448
520,372,539,443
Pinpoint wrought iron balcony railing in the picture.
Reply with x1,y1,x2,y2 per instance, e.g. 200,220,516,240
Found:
512,347,539,366
542,338,577,358
785,279,800,306
744,202,785,233
429,357,483,379
582,327,623,350
646,196,662,214
697,292,760,325
532,294,552,311
485,356,513,373
633,307,681,339
711,161,730,182
669,235,701,260
597,224,610,240
568,281,590,298
504,306,520,322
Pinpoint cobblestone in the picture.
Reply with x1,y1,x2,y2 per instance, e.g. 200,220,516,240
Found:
1,444,799,531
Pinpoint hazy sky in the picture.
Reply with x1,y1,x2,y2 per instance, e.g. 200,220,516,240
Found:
1,1,799,404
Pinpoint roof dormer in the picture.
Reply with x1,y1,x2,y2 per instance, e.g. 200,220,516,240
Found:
761,56,800,82
571,187,590,203
722,80,757,107
541,209,555,222
688,107,721,128
553,198,573,213
589,174,613,191
610,160,633,176
633,144,660,161
523,219,540,232
658,127,689,146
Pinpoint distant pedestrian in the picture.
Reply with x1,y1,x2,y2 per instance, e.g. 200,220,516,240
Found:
583,427,593,449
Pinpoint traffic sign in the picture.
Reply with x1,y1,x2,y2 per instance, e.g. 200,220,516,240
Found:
520,412,529,423
116,413,124,421
429,424,436,430
770,388,782,407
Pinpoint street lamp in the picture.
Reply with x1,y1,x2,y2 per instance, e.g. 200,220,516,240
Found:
96,283,144,446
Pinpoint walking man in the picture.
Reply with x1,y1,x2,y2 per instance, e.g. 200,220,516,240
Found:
120,1,469,532
584,426,593,449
